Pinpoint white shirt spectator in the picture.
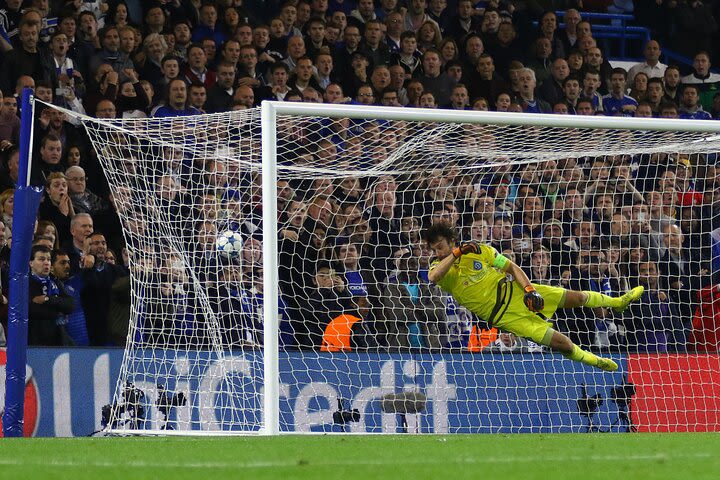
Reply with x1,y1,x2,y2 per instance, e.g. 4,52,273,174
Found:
627,61,667,85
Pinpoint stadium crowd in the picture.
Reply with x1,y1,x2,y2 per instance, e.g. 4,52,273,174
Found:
0,0,719,354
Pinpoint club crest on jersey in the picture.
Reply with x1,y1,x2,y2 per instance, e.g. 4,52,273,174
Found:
473,261,483,270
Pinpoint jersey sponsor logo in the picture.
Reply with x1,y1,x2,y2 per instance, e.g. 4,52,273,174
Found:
473,261,483,270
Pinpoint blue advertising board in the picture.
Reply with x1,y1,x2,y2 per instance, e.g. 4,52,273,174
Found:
2,348,632,436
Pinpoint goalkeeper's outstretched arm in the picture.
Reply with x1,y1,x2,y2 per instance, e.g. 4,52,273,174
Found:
501,257,545,312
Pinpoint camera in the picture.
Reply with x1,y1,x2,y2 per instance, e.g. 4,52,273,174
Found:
332,398,360,431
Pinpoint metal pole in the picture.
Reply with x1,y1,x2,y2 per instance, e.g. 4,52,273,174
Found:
260,102,279,435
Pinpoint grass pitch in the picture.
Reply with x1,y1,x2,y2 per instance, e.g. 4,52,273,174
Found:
0,433,718,480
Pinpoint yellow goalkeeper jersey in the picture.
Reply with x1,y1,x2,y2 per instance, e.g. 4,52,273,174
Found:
430,244,509,323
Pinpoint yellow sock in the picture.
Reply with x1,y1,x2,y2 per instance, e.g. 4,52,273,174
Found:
583,291,621,308
563,345,602,368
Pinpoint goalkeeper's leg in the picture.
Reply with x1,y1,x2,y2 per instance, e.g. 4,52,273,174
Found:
561,286,645,314
540,328,618,372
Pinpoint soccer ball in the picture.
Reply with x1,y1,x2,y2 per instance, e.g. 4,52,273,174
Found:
216,230,243,257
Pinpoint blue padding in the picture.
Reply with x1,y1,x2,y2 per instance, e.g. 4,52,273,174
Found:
3,186,44,437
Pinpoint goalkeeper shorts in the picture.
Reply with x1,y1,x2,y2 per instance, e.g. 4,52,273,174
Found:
493,283,566,344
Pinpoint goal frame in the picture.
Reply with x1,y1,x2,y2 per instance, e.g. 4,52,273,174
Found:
258,101,720,435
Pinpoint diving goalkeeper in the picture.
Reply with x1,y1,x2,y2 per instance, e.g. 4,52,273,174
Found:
426,222,644,371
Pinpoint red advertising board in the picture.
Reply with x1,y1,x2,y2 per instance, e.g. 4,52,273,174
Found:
628,354,720,432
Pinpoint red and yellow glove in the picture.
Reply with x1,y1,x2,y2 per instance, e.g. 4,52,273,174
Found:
523,285,545,312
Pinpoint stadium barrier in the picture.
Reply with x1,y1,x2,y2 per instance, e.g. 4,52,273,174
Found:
1,348,717,437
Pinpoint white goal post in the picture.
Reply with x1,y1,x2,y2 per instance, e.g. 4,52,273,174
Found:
41,99,720,434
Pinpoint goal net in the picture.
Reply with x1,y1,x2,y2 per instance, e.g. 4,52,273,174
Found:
74,103,720,434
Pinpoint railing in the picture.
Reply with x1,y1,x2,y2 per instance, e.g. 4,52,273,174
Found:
533,11,647,60
554,11,650,59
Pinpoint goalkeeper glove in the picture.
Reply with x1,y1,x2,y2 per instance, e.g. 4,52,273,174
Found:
523,285,544,312
452,241,482,258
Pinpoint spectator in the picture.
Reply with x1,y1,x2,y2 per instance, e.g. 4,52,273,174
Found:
62,212,94,275
115,71,151,118
75,11,101,79
626,40,666,85
516,68,551,113
445,83,469,109
79,231,129,346
38,172,74,245
626,260,673,353
566,247,622,350
644,77,664,115
678,84,713,120
444,0,481,41
659,222,709,351
83,64,119,116
391,31,422,77
308,260,358,349
313,50,335,91
255,63,291,102
0,188,13,232
238,44,264,87
558,8,582,54
192,3,226,46
289,56,322,94
65,166,110,219
663,65,681,105
282,35,307,72
43,31,85,104
417,49,456,106
232,85,255,109
581,69,604,113
183,44,216,89
154,79,202,117
380,248,446,349
537,58,570,107
628,71,648,102
1,20,43,94
404,0,437,33
51,248,88,346
88,26,135,83
526,37,553,87
463,54,510,108
541,219,574,279
602,68,638,116
28,245,74,346
384,11,404,54
359,18,391,68
171,20,193,62
206,62,236,113
537,10,565,60
189,82,208,112
0,92,19,147
136,33,168,88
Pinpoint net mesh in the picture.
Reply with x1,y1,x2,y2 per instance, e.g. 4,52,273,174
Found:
76,106,720,433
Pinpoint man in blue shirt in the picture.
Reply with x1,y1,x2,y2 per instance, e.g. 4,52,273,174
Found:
153,78,202,117
602,68,638,116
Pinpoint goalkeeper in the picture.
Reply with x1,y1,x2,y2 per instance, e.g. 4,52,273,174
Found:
426,222,644,371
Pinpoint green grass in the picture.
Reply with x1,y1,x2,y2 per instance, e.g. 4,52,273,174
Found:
1,433,718,480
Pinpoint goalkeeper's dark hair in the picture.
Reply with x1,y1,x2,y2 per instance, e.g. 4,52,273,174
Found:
424,221,458,245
